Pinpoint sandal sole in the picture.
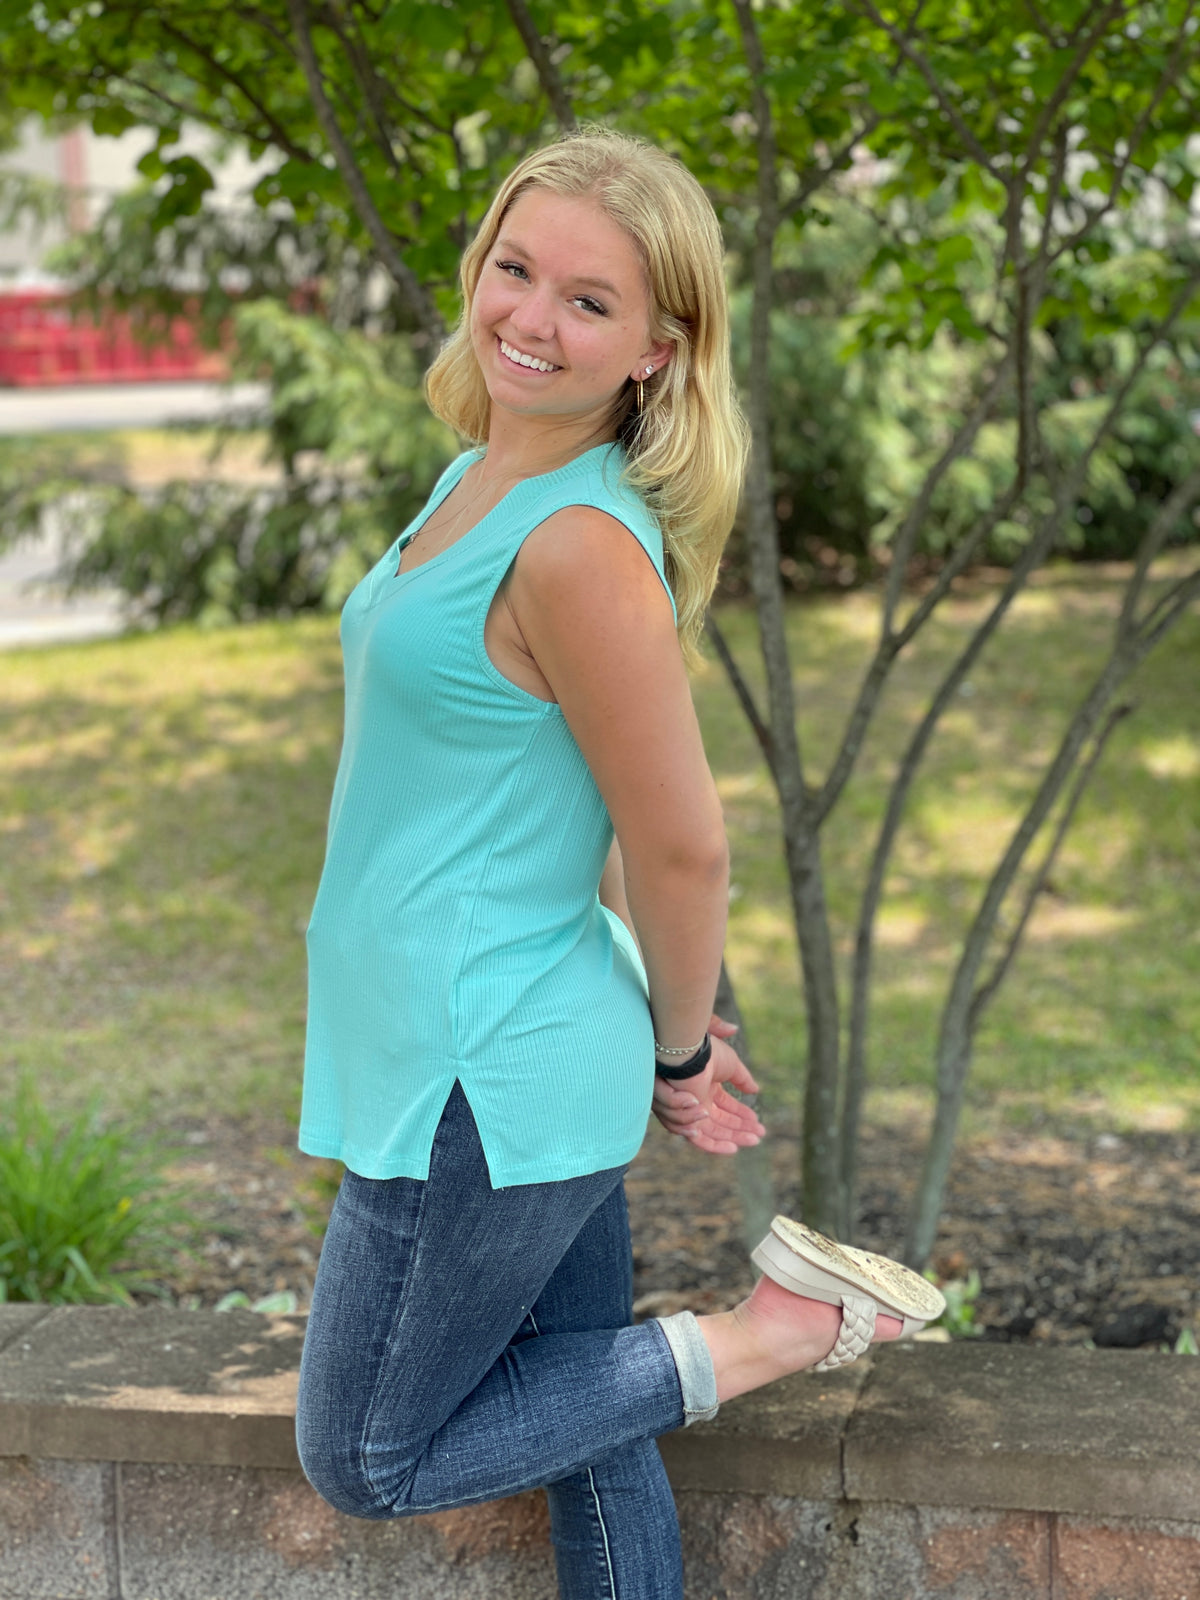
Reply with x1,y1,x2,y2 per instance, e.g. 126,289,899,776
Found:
752,1215,946,1323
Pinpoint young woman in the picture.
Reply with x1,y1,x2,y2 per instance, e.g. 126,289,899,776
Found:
295,127,942,1600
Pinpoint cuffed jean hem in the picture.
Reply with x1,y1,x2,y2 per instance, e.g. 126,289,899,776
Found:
654,1310,719,1425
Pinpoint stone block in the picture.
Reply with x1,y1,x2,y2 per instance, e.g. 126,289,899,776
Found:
0,1305,302,1468
0,1457,115,1599
1054,1513,1200,1600
845,1342,1200,1522
0,1308,52,1357
116,1462,558,1600
673,1496,1053,1600
661,1360,869,1499
834,1503,1052,1599
676,1490,840,1600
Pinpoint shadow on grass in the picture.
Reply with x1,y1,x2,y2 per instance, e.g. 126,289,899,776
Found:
1,589,1197,1131
700,587,1199,1120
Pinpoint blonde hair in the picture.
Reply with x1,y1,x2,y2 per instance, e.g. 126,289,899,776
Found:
425,126,749,671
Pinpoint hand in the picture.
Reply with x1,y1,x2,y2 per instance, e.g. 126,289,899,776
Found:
651,1013,766,1155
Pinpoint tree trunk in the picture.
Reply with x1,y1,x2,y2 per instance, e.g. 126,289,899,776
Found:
714,960,777,1251
904,650,1139,1264
785,820,843,1235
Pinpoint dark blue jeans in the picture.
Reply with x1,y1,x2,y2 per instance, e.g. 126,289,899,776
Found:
296,1081,718,1599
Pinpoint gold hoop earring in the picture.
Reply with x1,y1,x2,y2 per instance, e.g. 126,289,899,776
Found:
636,379,644,414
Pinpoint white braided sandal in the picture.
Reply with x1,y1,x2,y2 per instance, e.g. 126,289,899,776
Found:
750,1216,947,1372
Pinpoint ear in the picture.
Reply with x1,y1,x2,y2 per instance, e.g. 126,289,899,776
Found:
630,340,674,384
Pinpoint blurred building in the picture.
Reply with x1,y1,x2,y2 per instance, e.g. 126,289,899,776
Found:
0,121,262,384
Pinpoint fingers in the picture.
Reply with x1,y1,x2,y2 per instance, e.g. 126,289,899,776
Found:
702,1104,765,1142
723,1058,761,1097
685,1125,758,1155
654,1107,706,1136
708,1034,760,1097
675,1092,765,1150
651,1082,708,1128
653,1093,763,1148
651,1038,766,1154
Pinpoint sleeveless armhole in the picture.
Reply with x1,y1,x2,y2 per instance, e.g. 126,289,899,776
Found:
472,497,678,711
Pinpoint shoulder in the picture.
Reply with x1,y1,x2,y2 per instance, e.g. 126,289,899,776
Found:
513,504,675,629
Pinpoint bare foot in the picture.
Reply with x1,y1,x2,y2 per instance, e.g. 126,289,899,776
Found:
698,1275,906,1403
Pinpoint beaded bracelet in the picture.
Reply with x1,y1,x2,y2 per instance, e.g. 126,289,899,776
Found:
653,1032,712,1081
654,1032,706,1055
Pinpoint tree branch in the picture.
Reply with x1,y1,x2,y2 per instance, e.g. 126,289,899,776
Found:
1118,462,1200,636
98,67,287,151
904,636,1138,1267
284,0,444,350
1051,14,1199,264
1133,561,1200,650
156,22,316,164
780,113,882,221
845,0,1001,176
731,0,843,1234
882,351,1015,637
502,0,577,131
812,359,1017,832
703,612,776,781
1021,0,1067,47
319,0,409,176
238,4,299,54
969,702,1134,1023
728,0,806,802
839,276,1198,1239
1018,0,1127,184
1012,123,1068,492
948,656,1134,1037
893,483,1024,651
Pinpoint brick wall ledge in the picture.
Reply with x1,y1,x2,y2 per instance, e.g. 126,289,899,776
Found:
3,1304,1199,1600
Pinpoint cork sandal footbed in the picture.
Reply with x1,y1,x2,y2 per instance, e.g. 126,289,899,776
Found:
749,1215,947,1372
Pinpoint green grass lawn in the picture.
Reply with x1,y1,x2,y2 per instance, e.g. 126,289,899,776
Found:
1,571,1197,1139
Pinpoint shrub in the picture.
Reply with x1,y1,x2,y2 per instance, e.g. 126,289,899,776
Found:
929,1269,983,1339
0,1081,189,1304
0,301,456,628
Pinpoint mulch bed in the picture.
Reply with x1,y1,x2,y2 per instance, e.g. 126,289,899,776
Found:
152,1107,1200,1351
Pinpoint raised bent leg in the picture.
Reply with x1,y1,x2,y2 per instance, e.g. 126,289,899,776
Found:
295,1082,688,1527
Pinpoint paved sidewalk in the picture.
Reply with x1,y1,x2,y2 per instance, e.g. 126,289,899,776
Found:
0,532,124,649
0,380,267,435
0,381,266,647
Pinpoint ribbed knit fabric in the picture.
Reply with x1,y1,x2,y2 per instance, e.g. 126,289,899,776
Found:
299,441,678,1187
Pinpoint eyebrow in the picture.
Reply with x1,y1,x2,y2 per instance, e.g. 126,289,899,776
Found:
496,236,623,301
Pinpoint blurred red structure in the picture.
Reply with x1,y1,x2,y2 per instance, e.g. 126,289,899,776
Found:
0,290,230,386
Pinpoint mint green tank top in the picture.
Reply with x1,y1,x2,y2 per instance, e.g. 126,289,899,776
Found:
299,441,677,1186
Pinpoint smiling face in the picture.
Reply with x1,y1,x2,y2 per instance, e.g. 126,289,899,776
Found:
468,187,672,441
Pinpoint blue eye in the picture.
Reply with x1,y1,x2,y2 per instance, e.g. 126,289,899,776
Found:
494,260,608,316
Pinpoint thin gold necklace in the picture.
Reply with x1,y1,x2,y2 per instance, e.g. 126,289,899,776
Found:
405,461,526,558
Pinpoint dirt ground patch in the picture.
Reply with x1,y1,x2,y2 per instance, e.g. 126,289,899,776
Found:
153,1107,1200,1351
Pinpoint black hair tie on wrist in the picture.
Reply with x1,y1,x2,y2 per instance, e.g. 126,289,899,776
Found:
654,1032,712,1080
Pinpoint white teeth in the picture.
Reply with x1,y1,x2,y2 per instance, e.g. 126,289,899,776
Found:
500,338,558,373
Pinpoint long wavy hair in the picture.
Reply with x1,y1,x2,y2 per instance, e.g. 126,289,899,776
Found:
424,126,749,672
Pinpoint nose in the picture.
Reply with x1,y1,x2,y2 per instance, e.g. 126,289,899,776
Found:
508,285,556,345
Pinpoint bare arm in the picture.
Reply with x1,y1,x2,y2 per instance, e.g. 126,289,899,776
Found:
509,506,729,1056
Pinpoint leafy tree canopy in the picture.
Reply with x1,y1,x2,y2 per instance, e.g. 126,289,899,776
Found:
1,1,1196,352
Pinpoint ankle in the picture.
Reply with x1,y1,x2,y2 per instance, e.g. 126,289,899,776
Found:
698,1287,844,1403
697,1278,908,1405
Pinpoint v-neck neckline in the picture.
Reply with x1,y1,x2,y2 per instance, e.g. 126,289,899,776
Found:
391,450,483,583
384,440,619,590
